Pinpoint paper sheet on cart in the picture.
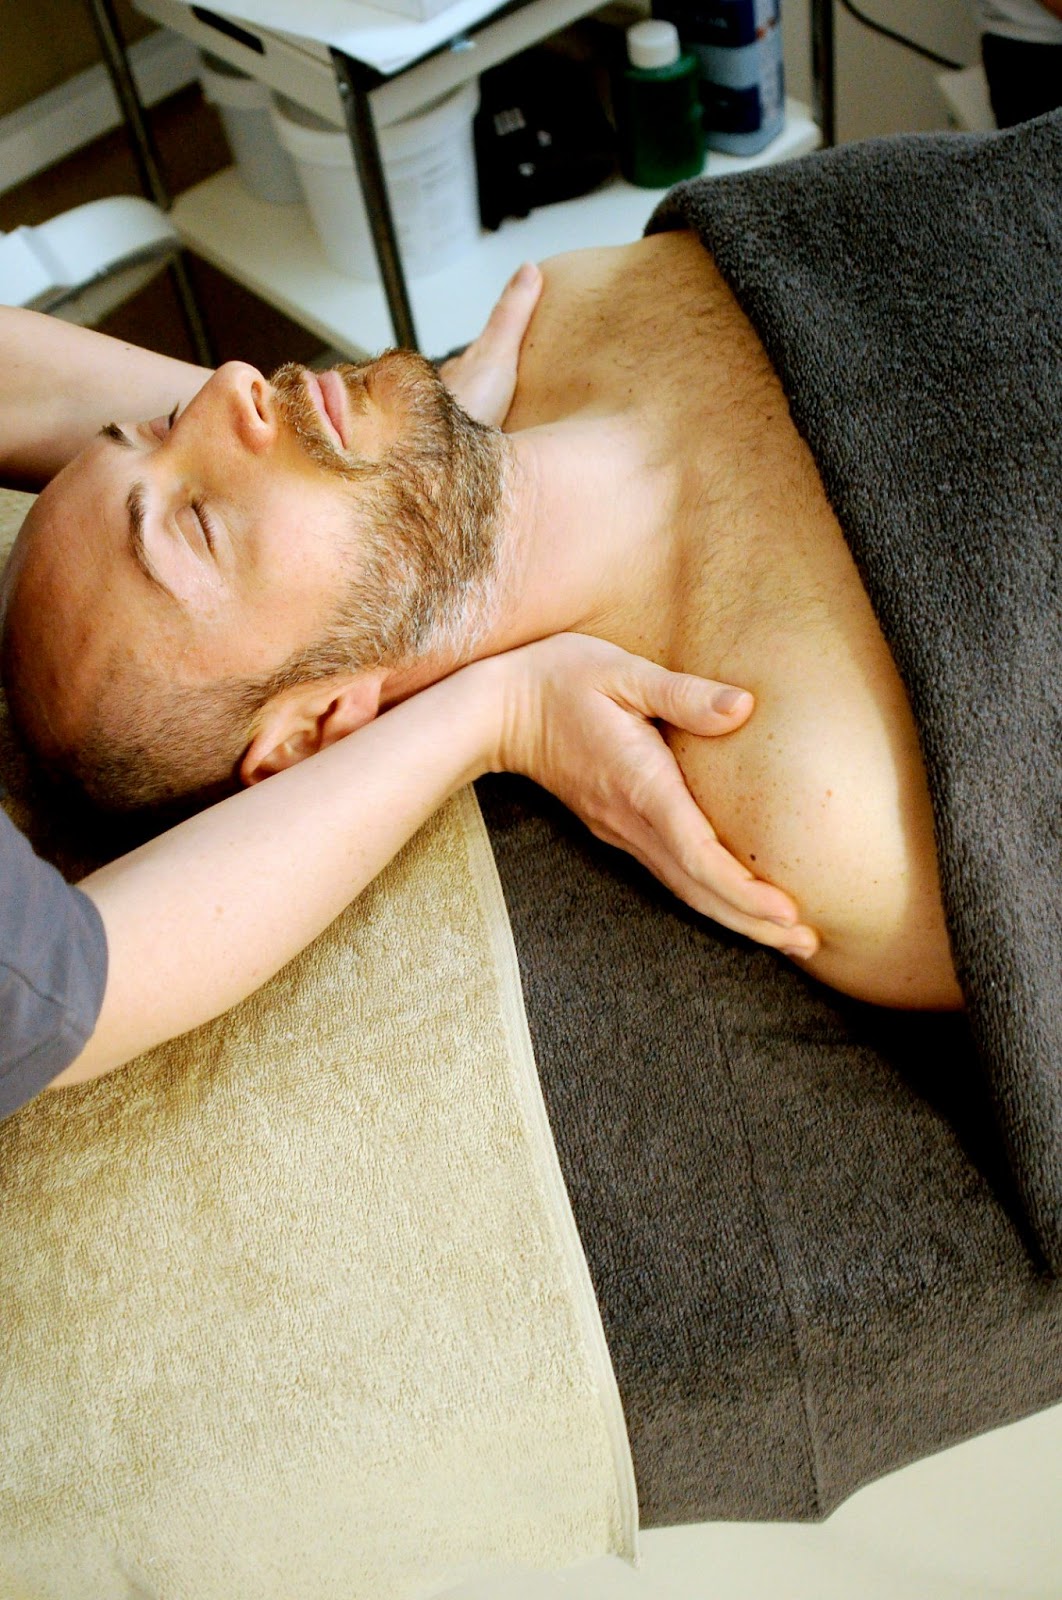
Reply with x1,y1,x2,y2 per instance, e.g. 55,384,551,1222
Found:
175,0,504,75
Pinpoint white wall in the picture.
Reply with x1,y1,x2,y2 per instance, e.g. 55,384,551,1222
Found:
782,0,981,140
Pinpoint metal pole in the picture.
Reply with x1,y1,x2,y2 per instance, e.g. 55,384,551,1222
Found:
83,0,215,364
810,0,837,148
331,49,419,352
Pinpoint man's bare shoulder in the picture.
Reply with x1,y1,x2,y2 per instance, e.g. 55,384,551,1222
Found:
508,231,723,428
537,228,701,283
534,230,721,330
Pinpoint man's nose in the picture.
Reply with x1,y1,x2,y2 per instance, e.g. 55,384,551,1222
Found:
210,361,277,455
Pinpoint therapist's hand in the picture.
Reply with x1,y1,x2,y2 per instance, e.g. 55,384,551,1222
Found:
438,263,543,427
492,633,819,956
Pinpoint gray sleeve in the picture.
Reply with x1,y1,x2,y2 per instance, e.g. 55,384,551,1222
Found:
1,809,108,1118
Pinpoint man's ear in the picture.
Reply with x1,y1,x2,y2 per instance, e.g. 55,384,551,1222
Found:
239,670,386,786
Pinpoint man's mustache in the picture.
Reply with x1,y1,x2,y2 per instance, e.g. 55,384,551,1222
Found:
267,351,450,480
268,361,370,474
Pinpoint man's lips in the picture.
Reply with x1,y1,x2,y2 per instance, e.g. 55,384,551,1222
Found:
304,369,349,450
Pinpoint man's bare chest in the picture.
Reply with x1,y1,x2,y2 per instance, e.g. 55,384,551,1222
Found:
506,231,853,655
507,233,767,444
506,234,955,1003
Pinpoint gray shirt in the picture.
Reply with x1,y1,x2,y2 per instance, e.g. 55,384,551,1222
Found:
1,806,107,1117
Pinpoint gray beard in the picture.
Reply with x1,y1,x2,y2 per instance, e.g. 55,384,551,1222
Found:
269,352,513,677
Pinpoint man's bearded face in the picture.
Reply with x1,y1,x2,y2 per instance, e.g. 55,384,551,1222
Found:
0,351,507,809
268,353,507,668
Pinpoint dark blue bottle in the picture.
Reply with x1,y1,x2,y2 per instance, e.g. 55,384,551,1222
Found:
655,0,786,156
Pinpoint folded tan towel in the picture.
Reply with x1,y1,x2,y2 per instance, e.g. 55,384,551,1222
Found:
0,489,637,1600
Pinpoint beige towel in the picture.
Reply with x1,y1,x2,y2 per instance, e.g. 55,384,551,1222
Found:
0,489,638,1600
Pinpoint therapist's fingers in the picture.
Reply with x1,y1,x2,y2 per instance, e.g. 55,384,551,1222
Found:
617,812,820,956
590,734,818,954
591,657,817,947
439,263,543,426
501,633,816,954
609,657,757,737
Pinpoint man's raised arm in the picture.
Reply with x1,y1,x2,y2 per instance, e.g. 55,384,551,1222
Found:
0,307,212,490
0,265,544,491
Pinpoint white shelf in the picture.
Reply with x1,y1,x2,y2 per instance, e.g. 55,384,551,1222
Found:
143,0,576,78
173,102,820,358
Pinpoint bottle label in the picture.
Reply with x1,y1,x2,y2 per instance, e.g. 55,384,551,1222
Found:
656,0,780,50
700,59,783,133
688,22,783,91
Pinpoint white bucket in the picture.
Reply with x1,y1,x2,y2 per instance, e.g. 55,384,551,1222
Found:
198,53,302,206
270,83,480,281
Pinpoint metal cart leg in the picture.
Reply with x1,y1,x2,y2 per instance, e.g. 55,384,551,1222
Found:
809,0,837,148
83,0,215,365
330,49,419,352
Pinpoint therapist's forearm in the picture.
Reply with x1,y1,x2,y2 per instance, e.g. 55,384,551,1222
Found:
0,308,210,489
54,659,508,1089
46,630,802,1091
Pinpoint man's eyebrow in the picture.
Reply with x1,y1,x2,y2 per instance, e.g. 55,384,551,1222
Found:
99,421,134,448
126,480,176,601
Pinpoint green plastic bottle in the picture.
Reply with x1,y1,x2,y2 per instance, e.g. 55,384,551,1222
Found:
616,19,705,189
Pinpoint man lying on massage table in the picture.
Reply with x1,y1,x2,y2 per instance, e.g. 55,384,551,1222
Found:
4,117,1056,1038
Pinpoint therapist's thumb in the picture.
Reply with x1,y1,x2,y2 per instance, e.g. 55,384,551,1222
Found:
639,667,755,735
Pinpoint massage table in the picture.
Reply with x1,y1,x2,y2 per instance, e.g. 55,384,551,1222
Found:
2,113,1061,1599
446,1398,1062,1598
2,758,1059,1600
